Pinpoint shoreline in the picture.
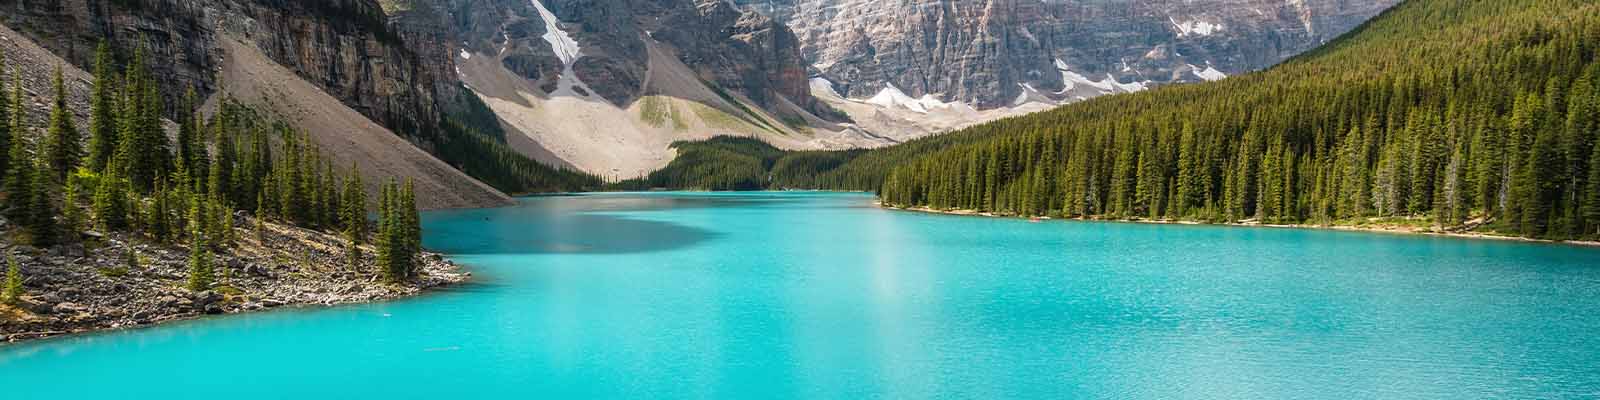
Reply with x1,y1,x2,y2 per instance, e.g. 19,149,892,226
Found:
0,257,467,346
0,218,472,345
885,204,1600,248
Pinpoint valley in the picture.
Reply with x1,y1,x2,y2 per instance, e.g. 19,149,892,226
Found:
2,0,1600,398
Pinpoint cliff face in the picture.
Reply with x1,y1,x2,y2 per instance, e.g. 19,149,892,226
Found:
735,0,1399,108
0,0,457,139
444,0,828,118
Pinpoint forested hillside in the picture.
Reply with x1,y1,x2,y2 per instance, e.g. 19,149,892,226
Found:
609,137,863,191
746,0,1600,240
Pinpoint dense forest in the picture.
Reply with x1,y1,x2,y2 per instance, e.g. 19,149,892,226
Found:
645,0,1600,240
0,43,428,300
608,137,863,191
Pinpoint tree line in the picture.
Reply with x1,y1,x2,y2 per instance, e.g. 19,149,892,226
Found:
870,1,1600,239
640,0,1600,241
608,137,865,191
0,43,428,300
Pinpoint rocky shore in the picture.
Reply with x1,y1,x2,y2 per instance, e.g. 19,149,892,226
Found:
0,214,469,344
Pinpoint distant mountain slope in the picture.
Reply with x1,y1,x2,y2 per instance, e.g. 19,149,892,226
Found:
856,0,1600,239
438,0,895,178
665,0,1600,240
737,0,1398,109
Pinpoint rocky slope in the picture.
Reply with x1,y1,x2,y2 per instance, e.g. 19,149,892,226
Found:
431,0,896,177
737,0,1399,108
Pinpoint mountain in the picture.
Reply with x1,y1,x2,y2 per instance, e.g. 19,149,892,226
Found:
432,0,898,179
737,0,1398,109
768,0,1600,240
0,0,606,206
0,0,1406,185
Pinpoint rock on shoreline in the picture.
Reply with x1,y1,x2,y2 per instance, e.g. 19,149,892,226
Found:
0,215,469,344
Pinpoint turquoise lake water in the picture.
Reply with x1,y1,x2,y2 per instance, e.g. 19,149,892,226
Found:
3,192,1599,398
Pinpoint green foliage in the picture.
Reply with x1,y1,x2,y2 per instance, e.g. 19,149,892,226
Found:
44,67,82,181
612,136,863,191
639,0,1600,241
114,45,171,193
2,255,22,304
862,0,1600,239
433,118,601,194
186,236,213,292
87,43,119,173
374,179,421,282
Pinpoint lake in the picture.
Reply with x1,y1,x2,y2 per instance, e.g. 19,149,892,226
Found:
2,192,1598,398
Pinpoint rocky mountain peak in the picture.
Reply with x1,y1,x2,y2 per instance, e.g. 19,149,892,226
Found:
735,0,1400,109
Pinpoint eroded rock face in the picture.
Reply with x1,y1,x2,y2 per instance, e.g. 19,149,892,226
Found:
444,0,829,118
0,0,457,139
735,0,1399,108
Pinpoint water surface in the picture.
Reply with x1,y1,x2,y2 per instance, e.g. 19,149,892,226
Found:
3,192,1599,398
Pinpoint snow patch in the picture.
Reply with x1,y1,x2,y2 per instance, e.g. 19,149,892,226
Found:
858,83,970,114
1108,74,1147,92
530,0,593,98
1170,16,1223,37
1189,64,1227,81
532,0,580,66
866,83,922,112
810,77,844,99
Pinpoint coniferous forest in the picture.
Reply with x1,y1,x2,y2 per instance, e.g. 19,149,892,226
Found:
650,0,1600,241
0,43,426,288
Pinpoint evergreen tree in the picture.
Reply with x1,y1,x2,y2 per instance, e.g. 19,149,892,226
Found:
375,182,397,281
26,158,61,246
44,67,82,180
342,164,366,243
4,90,35,228
63,175,85,235
0,52,10,188
93,165,130,231
86,43,119,173
186,236,213,292
2,254,21,304
1586,134,1600,235
403,178,420,260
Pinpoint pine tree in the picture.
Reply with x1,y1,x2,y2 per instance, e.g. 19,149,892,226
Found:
63,175,85,234
26,158,60,246
44,67,82,180
0,52,11,188
403,178,420,260
2,255,21,305
186,236,213,292
86,43,119,173
375,182,397,281
341,164,366,243
344,233,363,272
1521,126,1564,236
115,46,169,193
1585,134,1600,236
4,90,35,228
93,165,129,231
